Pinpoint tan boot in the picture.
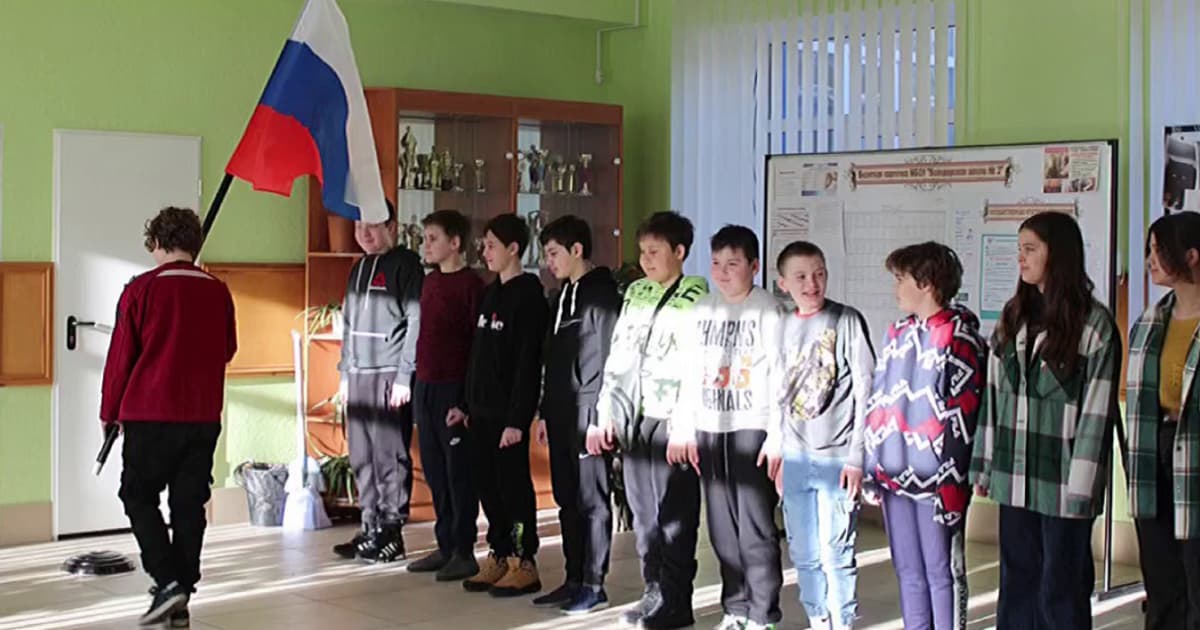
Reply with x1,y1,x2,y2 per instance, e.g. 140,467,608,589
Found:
462,553,508,592
488,557,541,598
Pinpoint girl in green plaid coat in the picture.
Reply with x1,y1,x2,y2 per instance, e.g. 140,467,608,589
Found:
1126,211,1200,630
969,211,1121,630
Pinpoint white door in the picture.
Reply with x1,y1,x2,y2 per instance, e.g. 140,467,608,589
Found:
54,130,201,537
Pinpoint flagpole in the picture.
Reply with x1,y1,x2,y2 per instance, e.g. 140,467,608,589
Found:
199,173,234,254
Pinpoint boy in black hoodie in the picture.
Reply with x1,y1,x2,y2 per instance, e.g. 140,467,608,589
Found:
455,213,549,597
530,215,621,615
333,200,423,564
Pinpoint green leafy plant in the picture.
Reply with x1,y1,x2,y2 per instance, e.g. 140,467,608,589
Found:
613,262,645,295
297,302,342,336
320,455,356,506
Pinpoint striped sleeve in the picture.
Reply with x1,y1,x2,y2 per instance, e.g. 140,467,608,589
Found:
1065,310,1121,516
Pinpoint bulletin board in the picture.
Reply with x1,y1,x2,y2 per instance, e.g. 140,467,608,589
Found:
764,140,1118,347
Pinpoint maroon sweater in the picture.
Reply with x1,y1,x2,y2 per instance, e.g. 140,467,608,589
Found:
415,267,483,383
100,261,237,423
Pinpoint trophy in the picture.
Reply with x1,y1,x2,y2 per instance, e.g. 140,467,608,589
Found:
516,151,530,193
415,154,431,190
528,146,543,193
428,148,442,192
550,154,567,194
578,153,594,196
472,236,485,267
473,159,487,193
440,149,454,191
404,216,424,251
525,210,547,267
565,163,577,196
452,163,465,192
399,126,417,189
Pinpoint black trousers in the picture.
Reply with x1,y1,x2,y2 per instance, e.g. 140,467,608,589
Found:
623,417,701,607
413,379,478,556
1136,422,1200,630
698,430,783,625
997,504,1095,630
346,371,413,527
119,421,221,592
545,404,612,586
470,416,538,559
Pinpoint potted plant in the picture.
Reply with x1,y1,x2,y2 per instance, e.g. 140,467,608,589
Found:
319,454,356,507
298,302,343,337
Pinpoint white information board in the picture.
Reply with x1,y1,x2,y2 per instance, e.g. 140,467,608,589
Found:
764,140,1118,346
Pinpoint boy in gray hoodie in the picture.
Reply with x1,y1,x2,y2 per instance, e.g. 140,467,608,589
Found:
776,241,875,630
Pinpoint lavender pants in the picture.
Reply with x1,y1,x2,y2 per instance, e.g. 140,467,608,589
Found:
881,492,968,630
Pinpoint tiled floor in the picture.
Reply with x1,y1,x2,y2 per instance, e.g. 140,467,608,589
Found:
0,511,1148,629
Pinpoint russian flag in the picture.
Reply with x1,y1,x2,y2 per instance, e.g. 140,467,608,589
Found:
226,0,387,224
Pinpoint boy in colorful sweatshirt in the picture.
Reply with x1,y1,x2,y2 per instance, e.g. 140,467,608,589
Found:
595,211,709,630
776,241,875,630
669,225,786,630
863,242,985,630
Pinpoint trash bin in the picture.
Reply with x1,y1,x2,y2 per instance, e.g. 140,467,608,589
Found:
234,462,288,527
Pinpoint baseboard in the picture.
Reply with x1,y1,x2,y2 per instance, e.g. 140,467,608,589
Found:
0,502,53,547
207,487,249,526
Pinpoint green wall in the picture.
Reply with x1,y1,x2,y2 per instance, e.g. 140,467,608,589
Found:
960,0,1132,268
0,0,668,507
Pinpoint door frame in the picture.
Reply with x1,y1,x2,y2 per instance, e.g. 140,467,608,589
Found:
51,129,202,538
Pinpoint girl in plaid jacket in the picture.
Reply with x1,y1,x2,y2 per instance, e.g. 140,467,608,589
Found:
1126,211,1200,630
969,211,1121,630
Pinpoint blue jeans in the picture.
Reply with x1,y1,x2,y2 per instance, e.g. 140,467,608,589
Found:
782,450,859,628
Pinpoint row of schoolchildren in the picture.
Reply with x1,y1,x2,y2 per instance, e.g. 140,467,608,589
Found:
333,202,1200,630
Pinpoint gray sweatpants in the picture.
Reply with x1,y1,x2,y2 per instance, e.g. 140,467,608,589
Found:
346,371,413,527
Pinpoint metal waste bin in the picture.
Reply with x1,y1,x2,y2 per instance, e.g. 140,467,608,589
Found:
234,462,288,527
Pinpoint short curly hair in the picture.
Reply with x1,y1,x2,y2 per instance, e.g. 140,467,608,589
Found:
144,207,203,259
885,241,963,306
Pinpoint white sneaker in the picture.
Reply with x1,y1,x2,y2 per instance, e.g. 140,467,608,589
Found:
807,617,833,630
714,614,747,630
745,621,777,630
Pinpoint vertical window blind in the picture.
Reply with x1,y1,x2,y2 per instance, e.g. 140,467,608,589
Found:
671,0,958,275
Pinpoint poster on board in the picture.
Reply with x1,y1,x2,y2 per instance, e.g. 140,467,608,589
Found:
1164,124,1200,214
765,141,1116,347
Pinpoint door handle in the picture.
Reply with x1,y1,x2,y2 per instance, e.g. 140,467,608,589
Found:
67,316,113,351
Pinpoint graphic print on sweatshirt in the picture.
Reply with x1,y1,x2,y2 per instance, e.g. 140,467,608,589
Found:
697,318,761,412
783,328,838,422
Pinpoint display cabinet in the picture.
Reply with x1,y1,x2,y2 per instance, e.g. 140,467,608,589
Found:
304,88,623,517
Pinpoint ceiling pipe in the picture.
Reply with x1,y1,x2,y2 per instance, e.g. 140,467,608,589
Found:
595,0,642,84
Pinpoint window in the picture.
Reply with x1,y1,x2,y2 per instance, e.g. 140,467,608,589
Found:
670,1,959,275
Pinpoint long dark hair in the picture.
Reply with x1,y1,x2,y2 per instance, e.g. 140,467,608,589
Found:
996,212,1094,375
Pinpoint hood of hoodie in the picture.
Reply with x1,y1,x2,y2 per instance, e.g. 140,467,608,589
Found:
551,266,615,333
929,302,982,336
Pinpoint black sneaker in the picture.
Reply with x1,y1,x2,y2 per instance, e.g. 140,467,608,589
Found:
138,582,189,627
333,528,370,559
368,525,406,563
435,551,479,582
640,599,694,630
532,582,579,608
622,582,662,626
406,550,447,573
561,587,609,615
168,607,190,628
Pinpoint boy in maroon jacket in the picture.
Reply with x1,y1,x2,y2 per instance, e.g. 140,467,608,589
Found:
101,207,237,627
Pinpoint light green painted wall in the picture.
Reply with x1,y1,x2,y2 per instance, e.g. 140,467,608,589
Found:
0,0,667,506
960,0,1132,269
